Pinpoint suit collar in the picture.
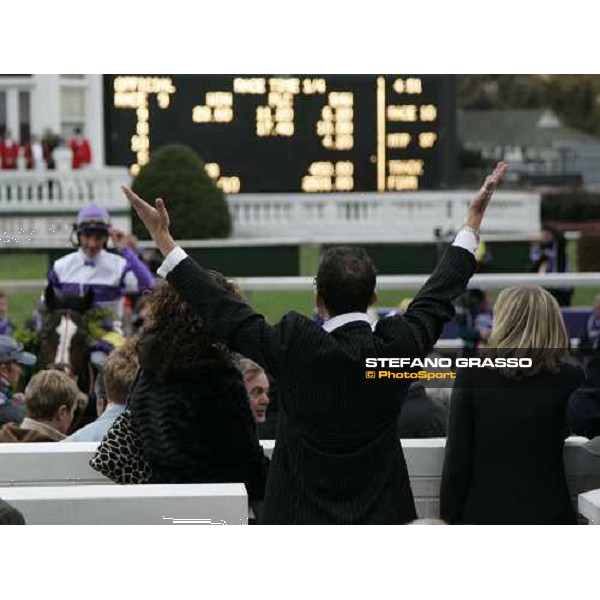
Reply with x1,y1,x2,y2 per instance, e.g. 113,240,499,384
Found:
322,312,374,333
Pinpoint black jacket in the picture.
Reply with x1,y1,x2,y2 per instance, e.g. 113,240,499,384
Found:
130,359,269,502
397,383,447,438
166,245,476,524
441,363,583,524
567,354,600,439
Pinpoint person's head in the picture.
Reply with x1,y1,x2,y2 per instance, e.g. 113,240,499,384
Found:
594,295,600,318
24,370,79,434
94,371,107,417
136,296,152,319
0,290,7,317
315,246,377,319
236,358,270,423
540,225,563,247
138,273,242,381
75,205,110,259
74,127,82,137
489,286,569,377
0,335,36,388
102,340,139,411
47,362,74,377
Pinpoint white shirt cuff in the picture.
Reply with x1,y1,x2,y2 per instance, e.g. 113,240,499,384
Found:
157,246,188,278
452,229,479,256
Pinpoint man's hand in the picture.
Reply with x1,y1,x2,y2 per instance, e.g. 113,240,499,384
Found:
121,186,175,256
466,162,508,230
109,227,128,251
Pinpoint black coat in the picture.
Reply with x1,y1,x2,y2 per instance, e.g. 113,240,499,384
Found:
397,383,447,438
130,359,269,502
441,363,583,524
567,354,600,439
166,245,475,524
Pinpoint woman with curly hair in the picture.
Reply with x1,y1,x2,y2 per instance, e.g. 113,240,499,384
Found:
129,273,269,503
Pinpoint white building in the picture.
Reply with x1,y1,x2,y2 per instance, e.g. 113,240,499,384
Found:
0,74,104,163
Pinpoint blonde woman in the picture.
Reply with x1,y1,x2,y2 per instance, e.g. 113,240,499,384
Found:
441,286,583,524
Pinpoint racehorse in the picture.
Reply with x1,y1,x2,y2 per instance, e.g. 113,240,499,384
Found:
39,285,97,428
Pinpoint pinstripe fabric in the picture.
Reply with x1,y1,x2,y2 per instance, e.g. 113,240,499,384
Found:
167,246,476,524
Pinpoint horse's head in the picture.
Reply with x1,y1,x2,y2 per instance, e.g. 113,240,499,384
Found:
44,284,95,314
41,286,95,389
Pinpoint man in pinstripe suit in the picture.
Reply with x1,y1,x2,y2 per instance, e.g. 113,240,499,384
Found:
123,162,507,524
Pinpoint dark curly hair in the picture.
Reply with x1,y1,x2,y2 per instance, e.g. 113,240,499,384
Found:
136,271,243,382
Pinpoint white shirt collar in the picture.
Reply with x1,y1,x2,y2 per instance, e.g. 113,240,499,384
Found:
322,312,374,333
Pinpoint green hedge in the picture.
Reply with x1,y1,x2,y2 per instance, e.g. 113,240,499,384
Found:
131,144,232,240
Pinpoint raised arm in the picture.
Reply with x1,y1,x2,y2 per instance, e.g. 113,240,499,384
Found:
121,188,287,377
377,163,507,356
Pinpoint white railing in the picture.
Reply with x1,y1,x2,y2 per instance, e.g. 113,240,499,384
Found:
0,168,131,247
1,173,540,245
2,272,598,293
227,191,541,240
0,167,130,210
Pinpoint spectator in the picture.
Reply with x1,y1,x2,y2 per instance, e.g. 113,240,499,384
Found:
441,286,583,524
129,295,152,335
567,341,600,439
0,291,15,336
455,288,492,356
124,162,507,524
70,127,92,169
41,129,60,169
0,335,36,427
529,225,573,306
0,499,25,525
236,357,271,424
580,295,600,350
0,130,19,169
23,134,45,170
0,370,79,442
397,382,447,438
65,340,139,442
129,278,269,504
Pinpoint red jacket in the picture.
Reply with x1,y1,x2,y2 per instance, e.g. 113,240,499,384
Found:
70,138,92,169
0,140,19,169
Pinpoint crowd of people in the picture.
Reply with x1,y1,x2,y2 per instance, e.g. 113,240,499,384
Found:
0,128,92,171
1,160,600,524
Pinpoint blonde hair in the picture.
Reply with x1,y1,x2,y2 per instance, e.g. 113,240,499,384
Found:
25,370,79,420
488,286,569,378
103,339,139,405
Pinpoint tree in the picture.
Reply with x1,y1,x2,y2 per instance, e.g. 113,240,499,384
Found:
458,75,600,138
131,145,232,240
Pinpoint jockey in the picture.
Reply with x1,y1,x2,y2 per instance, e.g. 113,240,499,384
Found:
47,205,155,348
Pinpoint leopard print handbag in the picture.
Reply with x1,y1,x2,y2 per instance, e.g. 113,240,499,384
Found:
89,372,154,484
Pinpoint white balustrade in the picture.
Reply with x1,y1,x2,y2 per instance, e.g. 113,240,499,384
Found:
0,168,131,247
227,191,541,241
2,171,540,246
0,167,130,210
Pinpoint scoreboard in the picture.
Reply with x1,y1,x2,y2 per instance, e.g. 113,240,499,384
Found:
103,75,456,193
